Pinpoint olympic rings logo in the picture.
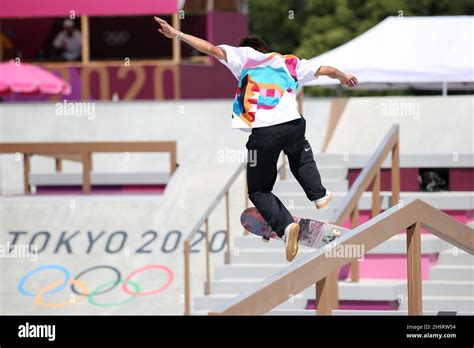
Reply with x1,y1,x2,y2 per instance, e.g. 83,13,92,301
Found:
18,264,174,308
102,30,131,46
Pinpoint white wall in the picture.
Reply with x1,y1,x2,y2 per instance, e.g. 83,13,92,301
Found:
0,98,331,195
326,95,473,155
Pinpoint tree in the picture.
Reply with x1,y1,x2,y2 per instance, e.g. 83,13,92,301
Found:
248,0,473,95
248,0,307,54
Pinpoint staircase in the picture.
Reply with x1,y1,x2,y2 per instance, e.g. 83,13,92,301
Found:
398,249,474,313
192,155,474,315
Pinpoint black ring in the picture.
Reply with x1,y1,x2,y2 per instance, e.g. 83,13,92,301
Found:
71,265,121,296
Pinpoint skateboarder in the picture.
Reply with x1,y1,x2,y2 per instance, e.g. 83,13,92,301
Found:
154,17,358,261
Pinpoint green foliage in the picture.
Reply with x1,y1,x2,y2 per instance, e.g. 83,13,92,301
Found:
248,0,307,54
247,0,472,95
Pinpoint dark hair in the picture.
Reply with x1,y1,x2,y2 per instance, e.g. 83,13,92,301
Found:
239,35,269,53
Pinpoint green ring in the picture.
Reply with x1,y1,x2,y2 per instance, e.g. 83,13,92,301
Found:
88,280,140,307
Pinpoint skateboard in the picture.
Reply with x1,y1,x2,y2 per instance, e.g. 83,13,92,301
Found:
240,207,348,249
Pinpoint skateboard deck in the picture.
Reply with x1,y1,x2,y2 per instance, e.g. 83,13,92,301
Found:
240,207,348,249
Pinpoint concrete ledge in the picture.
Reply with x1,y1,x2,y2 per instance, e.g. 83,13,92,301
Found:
30,172,170,186
274,190,474,210
314,153,474,168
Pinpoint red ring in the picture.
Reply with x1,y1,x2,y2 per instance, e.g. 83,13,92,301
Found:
122,264,173,296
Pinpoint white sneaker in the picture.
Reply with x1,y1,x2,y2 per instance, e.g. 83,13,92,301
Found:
314,190,332,209
283,223,300,262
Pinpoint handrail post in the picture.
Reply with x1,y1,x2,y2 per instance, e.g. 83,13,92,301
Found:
55,158,62,172
184,240,191,315
391,142,400,206
23,153,31,194
372,170,381,217
281,153,287,180
225,191,232,264
407,222,422,315
244,165,249,235
204,218,211,295
350,206,360,282
82,152,92,194
297,88,304,115
316,277,332,315
81,16,90,64
330,271,339,309
170,145,177,174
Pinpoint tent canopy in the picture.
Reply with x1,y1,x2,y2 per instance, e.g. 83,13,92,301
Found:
306,16,474,90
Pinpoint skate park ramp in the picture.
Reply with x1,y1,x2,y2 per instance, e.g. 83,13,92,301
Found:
0,98,332,315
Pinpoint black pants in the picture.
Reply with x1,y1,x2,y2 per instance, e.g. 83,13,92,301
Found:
246,116,326,237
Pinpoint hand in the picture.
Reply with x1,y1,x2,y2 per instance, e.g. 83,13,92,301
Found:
154,16,179,39
339,73,358,88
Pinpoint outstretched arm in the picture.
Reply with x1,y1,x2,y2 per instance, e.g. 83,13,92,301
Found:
316,66,358,87
154,16,227,62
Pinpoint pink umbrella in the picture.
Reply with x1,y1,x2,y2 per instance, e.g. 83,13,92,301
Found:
0,61,71,95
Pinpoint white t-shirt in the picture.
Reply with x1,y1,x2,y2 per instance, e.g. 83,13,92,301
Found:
53,30,82,61
217,45,321,130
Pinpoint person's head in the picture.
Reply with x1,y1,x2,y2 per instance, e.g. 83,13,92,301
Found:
63,19,75,35
239,35,269,53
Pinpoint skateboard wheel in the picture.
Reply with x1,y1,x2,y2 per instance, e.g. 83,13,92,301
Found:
262,235,270,243
332,229,341,237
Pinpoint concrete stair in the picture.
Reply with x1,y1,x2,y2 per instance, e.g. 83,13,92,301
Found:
194,293,307,311
192,155,473,315
422,280,473,297
233,233,450,254
205,278,406,300
194,278,407,313
265,309,474,316
194,309,473,315
275,190,474,211
398,296,474,312
275,178,348,193
438,249,474,265
214,264,292,280
283,166,348,181
429,265,474,281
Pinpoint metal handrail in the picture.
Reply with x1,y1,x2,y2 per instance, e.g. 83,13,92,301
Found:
184,124,400,314
209,124,403,315
183,145,293,314
209,199,473,315
0,141,177,194
325,124,400,305
183,162,246,315
331,124,400,225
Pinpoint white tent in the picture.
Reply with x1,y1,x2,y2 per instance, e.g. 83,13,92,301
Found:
305,16,474,92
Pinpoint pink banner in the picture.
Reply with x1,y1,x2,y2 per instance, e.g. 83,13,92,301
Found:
0,0,177,18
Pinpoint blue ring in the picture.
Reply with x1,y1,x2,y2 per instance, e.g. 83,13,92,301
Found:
18,265,70,297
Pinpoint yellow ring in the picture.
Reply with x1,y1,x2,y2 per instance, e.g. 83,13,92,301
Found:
34,279,89,308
